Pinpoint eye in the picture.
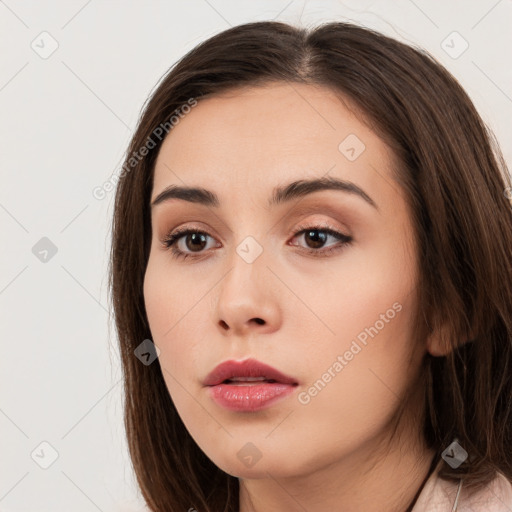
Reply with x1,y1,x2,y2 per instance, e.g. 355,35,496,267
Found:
290,223,352,257
161,227,218,260
160,223,352,260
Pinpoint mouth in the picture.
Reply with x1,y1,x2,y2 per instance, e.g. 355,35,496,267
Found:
203,358,298,387
204,358,298,412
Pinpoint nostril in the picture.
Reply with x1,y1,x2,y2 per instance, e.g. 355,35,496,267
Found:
253,318,265,325
219,320,229,330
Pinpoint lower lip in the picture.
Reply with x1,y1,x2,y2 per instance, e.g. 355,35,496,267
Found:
207,382,296,412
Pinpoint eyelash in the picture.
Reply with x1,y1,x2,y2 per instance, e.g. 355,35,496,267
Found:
161,223,353,261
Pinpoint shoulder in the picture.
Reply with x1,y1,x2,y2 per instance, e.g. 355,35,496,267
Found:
412,463,512,512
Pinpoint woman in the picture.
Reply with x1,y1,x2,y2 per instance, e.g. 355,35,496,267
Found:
109,20,512,511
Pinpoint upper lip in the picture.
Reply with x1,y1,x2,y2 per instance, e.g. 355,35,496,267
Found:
203,358,298,386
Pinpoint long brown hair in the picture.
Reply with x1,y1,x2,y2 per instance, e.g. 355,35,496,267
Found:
108,20,512,511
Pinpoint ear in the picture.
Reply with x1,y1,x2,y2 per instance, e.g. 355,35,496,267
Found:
426,321,451,357
425,318,476,357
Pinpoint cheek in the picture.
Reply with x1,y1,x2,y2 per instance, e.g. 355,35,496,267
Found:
287,299,419,470
144,259,183,376
143,253,195,340
298,296,417,405
144,268,204,436
143,256,206,384
294,246,415,351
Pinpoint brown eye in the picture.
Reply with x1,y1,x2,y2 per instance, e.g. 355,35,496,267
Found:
182,232,208,252
302,229,329,249
162,229,217,260
291,225,352,256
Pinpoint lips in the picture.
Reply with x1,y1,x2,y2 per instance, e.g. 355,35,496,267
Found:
203,358,298,387
204,358,299,412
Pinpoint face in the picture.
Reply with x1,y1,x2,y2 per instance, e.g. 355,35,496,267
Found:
143,82,425,479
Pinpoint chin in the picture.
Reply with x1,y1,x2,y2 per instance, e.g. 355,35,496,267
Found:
207,448,309,480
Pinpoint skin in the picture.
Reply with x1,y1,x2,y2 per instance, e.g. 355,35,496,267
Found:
143,82,437,512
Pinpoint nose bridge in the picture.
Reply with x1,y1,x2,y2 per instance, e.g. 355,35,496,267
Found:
224,209,270,282
213,230,280,335
222,232,268,304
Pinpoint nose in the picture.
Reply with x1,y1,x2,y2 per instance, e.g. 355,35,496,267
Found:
213,246,281,338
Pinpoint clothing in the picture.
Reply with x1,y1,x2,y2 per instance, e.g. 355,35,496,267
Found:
411,460,512,511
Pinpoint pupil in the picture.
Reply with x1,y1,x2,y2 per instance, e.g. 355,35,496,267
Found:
187,233,207,252
306,230,326,249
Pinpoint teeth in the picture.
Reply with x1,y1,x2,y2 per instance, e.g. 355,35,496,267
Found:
228,377,268,382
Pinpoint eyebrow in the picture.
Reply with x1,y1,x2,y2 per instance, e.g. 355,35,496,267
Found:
150,176,378,211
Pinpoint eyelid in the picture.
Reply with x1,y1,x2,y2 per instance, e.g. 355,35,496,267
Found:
288,216,350,237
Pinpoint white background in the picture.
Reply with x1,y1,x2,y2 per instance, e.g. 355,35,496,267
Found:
1,1,511,510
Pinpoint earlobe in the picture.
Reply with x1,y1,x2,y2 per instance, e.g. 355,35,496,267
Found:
425,318,475,357
426,330,452,357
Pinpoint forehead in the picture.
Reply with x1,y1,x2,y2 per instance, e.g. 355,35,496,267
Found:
152,82,400,207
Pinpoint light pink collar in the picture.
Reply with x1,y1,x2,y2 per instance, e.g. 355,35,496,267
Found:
411,461,512,511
